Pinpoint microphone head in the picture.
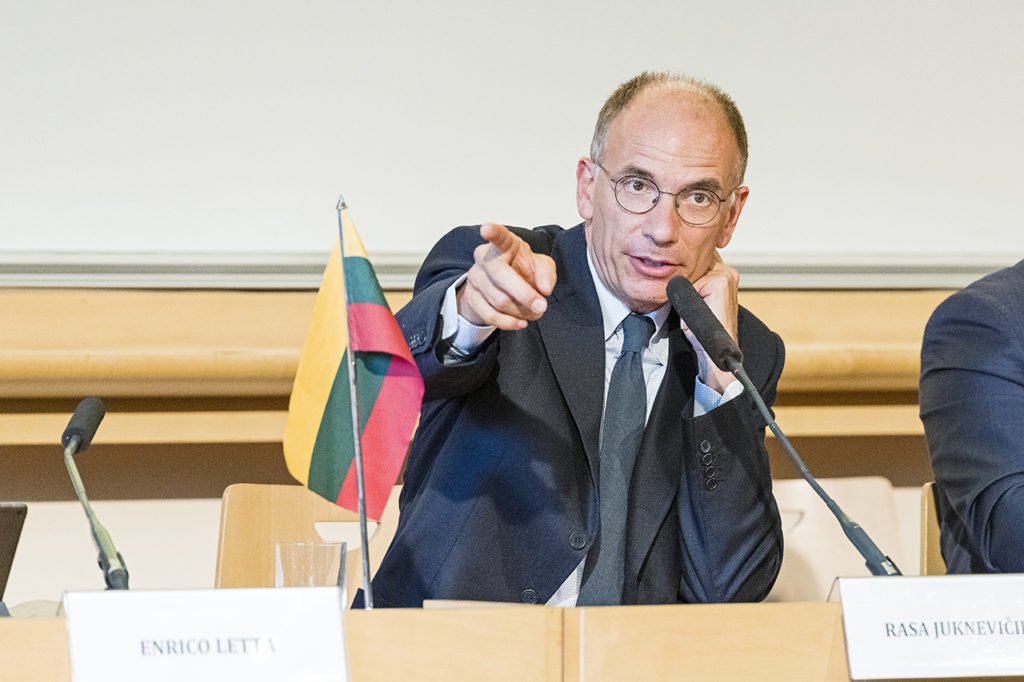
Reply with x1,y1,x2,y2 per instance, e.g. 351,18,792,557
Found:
61,397,106,453
666,275,743,372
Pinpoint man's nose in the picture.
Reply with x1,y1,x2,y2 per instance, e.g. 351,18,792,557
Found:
641,198,681,245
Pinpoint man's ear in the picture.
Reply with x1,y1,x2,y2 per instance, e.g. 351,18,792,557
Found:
716,185,750,249
576,158,596,221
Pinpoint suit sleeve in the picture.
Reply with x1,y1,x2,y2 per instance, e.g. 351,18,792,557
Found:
677,320,785,603
396,226,501,402
920,288,1024,572
397,224,560,402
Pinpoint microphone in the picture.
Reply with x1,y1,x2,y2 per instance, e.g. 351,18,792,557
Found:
62,396,106,454
62,398,130,590
666,276,902,577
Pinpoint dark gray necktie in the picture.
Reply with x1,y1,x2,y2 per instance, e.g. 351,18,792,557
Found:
577,312,655,605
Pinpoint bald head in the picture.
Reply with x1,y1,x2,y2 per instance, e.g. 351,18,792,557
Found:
590,72,748,185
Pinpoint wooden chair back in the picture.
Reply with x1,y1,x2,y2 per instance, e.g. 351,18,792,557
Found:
920,481,946,576
767,476,907,600
214,483,402,599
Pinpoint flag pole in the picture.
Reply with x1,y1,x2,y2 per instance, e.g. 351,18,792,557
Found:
337,195,374,610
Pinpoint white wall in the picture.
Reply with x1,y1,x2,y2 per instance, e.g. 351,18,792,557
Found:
6,500,220,606
2,1,1022,268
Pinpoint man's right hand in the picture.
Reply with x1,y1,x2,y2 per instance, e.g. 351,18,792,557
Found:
456,223,557,330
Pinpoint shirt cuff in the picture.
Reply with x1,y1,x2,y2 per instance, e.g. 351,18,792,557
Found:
441,274,496,360
693,375,744,417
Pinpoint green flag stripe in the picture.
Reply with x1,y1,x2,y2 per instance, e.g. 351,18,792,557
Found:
306,350,391,501
342,256,388,307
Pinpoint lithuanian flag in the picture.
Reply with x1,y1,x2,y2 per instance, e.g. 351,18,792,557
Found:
283,206,423,521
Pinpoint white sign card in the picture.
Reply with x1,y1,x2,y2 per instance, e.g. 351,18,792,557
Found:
839,575,1024,680
63,587,347,682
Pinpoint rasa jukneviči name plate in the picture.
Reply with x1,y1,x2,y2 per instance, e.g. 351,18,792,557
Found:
839,575,1024,680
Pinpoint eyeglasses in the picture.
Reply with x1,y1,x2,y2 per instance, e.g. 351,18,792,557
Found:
595,162,736,226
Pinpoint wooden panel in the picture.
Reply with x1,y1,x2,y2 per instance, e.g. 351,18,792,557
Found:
0,618,70,682
345,607,562,682
3,606,1007,682
741,290,952,393
0,288,946,471
0,288,949,397
0,404,923,447
772,404,922,437
0,290,309,395
0,410,287,446
0,609,562,682
0,289,405,398
565,602,851,682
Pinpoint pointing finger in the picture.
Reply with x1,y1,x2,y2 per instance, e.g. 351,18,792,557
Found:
481,223,537,279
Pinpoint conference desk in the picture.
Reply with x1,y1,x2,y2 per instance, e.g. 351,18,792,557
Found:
0,602,853,681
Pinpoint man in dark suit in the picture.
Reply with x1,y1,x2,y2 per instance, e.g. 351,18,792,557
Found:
371,72,784,607
920,261,1024,573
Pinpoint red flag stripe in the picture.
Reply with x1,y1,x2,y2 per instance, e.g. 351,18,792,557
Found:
336,357,423,520
348,303,414,362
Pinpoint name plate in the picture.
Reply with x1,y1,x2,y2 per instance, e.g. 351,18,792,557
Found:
63,587,347,681
838,575,1024,680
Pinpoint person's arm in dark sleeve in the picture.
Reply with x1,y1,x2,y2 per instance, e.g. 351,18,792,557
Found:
397,223,557,402
986,484,1024,571
921,286,1024,572
397,226,500,401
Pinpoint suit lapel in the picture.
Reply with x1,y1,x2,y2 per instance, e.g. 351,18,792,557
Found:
624,317,695,600
536,226,604,474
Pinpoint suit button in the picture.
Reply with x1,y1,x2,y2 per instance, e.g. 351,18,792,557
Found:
521,589,538,604
705,479,719,491
701,453,714,466
569,532,587,550
699,440,712,454
704,466,717,479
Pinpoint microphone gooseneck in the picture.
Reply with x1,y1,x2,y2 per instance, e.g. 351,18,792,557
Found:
666,276,901,577
62,398,130,590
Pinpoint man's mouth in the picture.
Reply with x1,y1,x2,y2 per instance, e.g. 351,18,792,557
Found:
628,255,677,276
639,257,669,267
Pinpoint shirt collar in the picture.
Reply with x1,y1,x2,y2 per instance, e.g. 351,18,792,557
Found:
586,249,671,341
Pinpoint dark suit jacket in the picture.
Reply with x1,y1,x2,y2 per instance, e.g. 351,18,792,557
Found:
920,259,1024,573
371,224,784,607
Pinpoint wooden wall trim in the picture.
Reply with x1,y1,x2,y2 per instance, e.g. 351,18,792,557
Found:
0,288,948,397
0,288,948,445
0,405,925,447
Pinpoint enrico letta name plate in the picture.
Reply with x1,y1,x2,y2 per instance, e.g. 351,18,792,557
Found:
139,634,275,656
63,587,347,681
839,575,1024,680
